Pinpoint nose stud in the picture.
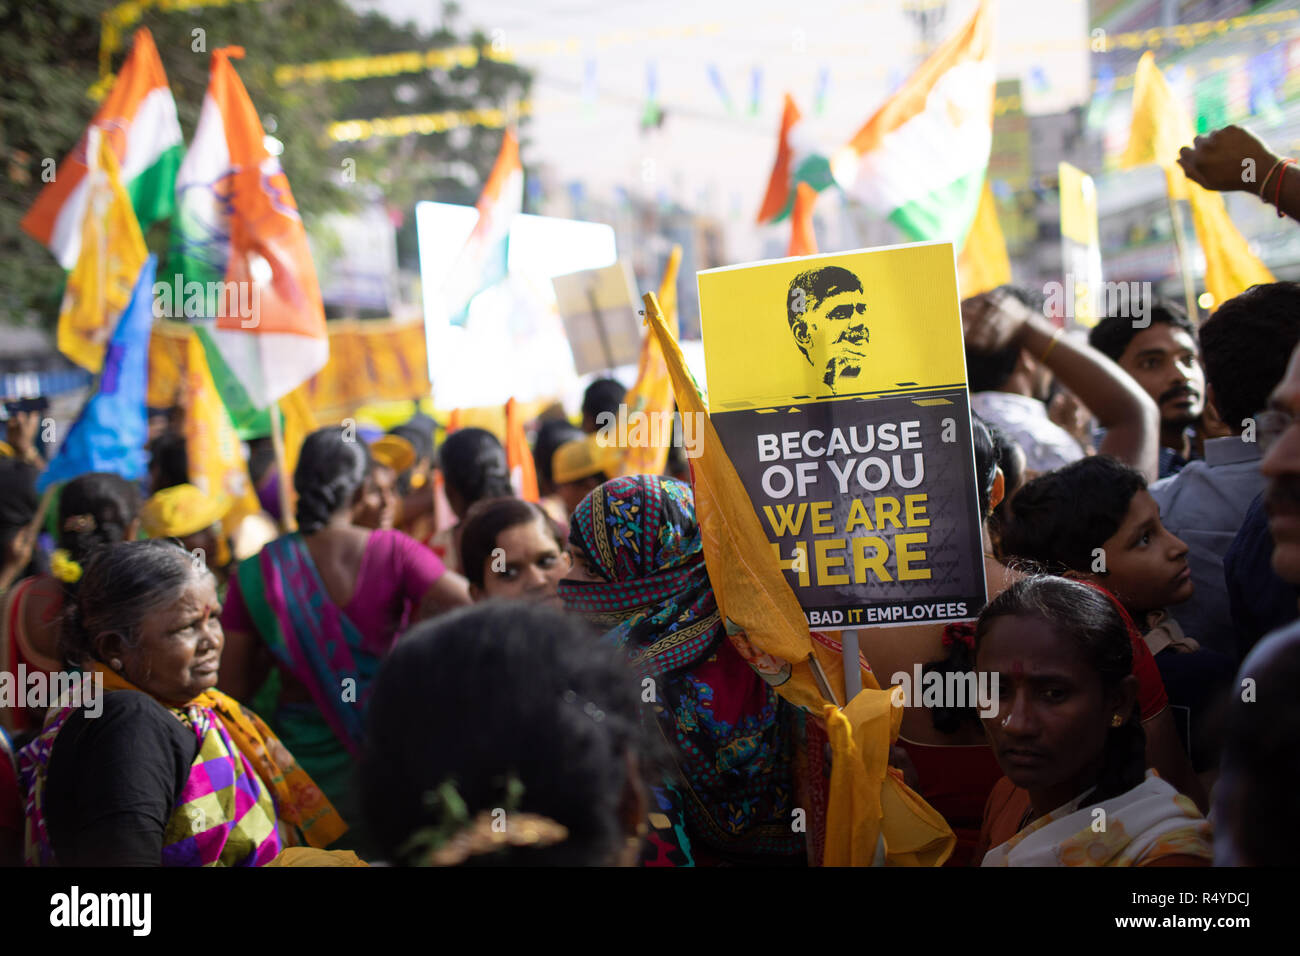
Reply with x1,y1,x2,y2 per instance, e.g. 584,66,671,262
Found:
1000,714,1012,728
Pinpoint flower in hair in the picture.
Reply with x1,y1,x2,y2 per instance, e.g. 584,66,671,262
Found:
941,622,976,651
399,778,568,866
50,549,83,584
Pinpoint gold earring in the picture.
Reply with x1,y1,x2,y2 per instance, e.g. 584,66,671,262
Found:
1111,714,1123,727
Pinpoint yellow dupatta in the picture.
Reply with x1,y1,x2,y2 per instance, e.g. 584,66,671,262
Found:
96,664,347,848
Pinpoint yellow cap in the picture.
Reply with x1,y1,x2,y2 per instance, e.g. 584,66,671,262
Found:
552,435,623,484
140,484,231,539
370,434,416,473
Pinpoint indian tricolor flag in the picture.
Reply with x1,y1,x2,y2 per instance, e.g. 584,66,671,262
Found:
756,94,835,224
21,27,182,269
830,0,995,244
442,129,523,325
171,46,328,407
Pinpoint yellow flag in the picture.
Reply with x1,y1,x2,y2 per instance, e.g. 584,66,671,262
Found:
1122,51,1273,307
183,331,261,535
956,179,1012,298
642,291,954,866
57,131,148,372
617,245,682,477
278,382,318,523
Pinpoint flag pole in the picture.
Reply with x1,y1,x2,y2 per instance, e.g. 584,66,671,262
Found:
1166,194,1199,322
841,629,862,704
269,401,295,532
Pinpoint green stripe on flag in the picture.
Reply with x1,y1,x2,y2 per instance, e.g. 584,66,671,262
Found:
888,168,985,244
125,144,182,231
771,154,836,223
194,325,272,440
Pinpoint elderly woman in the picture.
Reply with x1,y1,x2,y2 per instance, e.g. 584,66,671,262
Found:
18,540,343,866
559,475,806,866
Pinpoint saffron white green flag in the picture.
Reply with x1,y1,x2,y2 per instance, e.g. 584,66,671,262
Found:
830,0,995,244
21,28,182,269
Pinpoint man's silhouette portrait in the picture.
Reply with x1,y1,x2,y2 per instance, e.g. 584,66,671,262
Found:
786,266,869,394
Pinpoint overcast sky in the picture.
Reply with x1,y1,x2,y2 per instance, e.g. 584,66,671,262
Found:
354,0,1090,258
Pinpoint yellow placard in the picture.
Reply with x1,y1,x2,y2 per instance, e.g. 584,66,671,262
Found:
699,242,967,410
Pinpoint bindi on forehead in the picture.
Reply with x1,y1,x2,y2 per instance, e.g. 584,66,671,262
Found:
1010,659,1025,679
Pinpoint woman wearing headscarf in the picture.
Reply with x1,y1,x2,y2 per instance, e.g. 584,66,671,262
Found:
559,475,805,866
218,426,471,836
18,539,344,866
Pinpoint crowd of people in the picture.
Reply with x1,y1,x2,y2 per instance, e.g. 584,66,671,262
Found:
0,124,1296,868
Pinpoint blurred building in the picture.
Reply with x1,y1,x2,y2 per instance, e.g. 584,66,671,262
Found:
1085,0,1300,314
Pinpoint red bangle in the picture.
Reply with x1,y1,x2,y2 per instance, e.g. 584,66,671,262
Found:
1260,158,1286,197
1275,159,1295,218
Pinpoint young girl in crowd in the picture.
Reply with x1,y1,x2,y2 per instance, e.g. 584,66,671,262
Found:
974,576,1212,866
19,540,343,866
1000,455,1236,774
459,497,571,605
360,601,655,866
876,420,1201,866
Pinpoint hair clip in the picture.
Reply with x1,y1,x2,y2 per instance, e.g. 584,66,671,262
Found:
62,513,96,533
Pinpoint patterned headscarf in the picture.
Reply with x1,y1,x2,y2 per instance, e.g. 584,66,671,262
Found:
558,476,723,678
559,476,803,860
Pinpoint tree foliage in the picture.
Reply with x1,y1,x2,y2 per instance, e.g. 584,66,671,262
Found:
1,0,532,325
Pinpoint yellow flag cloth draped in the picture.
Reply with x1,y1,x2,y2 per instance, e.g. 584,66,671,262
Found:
1121,51,1273,307
787,183,819,257
278,382,317,515
96,664,347,848
183,331,261,535
642,291,954,866
956,179,1012,298
57,132,148,373
618,245,682,477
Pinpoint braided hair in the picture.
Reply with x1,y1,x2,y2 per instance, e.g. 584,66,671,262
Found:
975,575,1146,803
53,473,141,591
438,428,513,518
294,426,371,534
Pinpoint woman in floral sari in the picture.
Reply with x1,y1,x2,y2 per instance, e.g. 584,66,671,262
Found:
974,576,1211,866
559,475,806,866
19,540,343,866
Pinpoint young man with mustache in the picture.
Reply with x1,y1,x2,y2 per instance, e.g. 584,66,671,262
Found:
1089,300,1206,478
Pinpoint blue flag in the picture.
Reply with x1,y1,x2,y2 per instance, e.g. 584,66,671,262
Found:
39,256,156,492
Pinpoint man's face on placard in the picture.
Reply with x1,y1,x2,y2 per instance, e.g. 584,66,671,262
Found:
787,267,869,393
